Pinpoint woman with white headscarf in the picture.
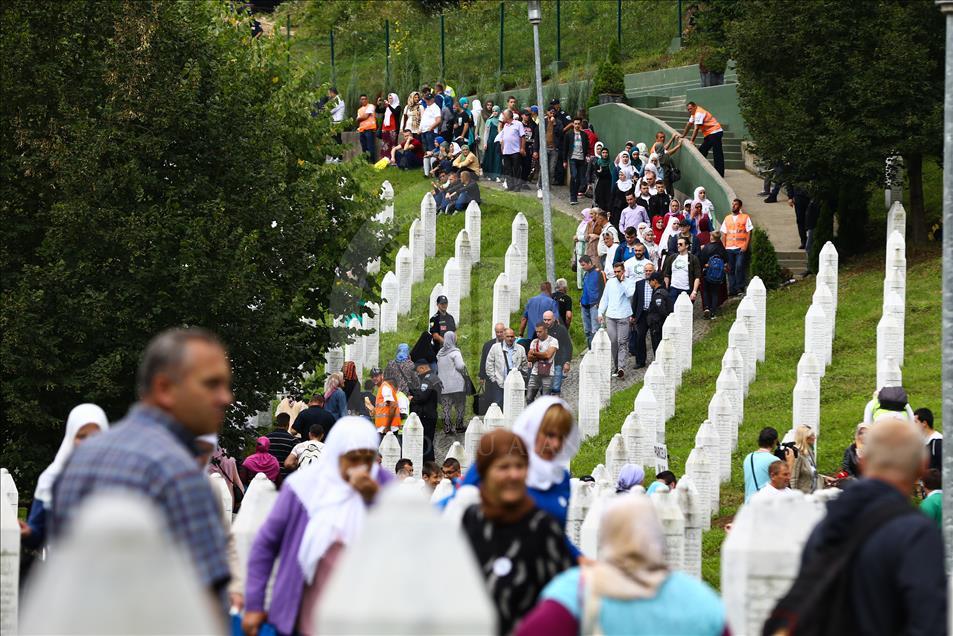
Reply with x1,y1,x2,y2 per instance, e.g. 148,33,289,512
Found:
516,493,726,635
648,152,664,182
243,416,392,636
470,98,484,162
400,91,423,136
574,207,594,289
21,403,109,549
658,215,681,258
693,186,715,217
377,93,402,160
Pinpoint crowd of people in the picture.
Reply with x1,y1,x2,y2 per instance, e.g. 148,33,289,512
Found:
13,304,948,634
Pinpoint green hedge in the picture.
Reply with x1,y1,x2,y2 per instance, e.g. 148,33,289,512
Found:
749,227,784,289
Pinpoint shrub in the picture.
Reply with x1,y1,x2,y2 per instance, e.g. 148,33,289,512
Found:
809,200,835,273
749,227,784,289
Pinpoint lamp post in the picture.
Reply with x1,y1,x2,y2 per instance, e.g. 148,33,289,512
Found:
936,0,953,579
528,0,555,284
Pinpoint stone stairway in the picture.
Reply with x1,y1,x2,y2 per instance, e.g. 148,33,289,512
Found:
638,104,746,171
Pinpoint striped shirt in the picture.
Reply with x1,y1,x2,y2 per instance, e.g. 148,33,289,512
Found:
51,404,230,597
266,430,297,477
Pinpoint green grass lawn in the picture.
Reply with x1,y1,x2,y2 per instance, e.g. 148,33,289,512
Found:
374,170,586,402
571,246,943,588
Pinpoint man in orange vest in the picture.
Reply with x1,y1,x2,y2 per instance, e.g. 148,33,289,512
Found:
720,198,754,296
369,367,401,441
681,101,725,176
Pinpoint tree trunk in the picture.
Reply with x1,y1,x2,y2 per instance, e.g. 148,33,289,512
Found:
904,152,927,244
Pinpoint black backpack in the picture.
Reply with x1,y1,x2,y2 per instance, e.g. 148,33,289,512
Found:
762,499,915,636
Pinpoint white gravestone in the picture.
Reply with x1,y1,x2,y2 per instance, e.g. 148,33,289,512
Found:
402,413,425,478
728,319,753,390
409,218,425,284
877,356,902,389
484,403,505,431
792,376,821,439
812,282,835,342
232,473,279,592
505,246,523,314
621,411,653,467
380,272,399,333
363,306,380,370
796,351,823,392
379,180,395,220
208,473,233,528
644,361,672,428
395,246,413,316
379,432,402,474
578,353,601,438
675,475,705,579
674,293,694,370
317,488,497,635
886,201,906,242
443,257,462,320
708,393,733,481
605,434,627,484
463,416,485,473
21,493,221,635
634,386,662,453
658,329,683,389
579,481,615,558
1,472,19,635
650,486,686,571
722,346,748,397
715,368,743,450
738,299,759,382
694,419,724,486
454,230,472,297
445,441,466,465
746,277,767,362
884,262,906,310
491,273,512,333
685,447,718,528
429,283,445,318
421,192,437,258
817,266,838,319
345,317,365,378
882,291,904,367
503,368,526,427
325,346,344,376
886,229,906,272
465,200,482,263
804,303,831,367
876,313,903,376
511,213,529,281
566,478,595,547
819,242,839,304
592,464,610,485
592,329,613,406
721,493,826,636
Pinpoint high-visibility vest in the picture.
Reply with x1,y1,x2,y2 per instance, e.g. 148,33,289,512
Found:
693,106,723,137
374,381,402,430
724,213,751,251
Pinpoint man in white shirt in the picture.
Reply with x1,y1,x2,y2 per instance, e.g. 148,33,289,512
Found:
623,242,651,281
284,424,325,471
526,323,558,402
497,109,526,192
419,93,443,167
752,460,792,501
598,262,637,379
327,86,345,122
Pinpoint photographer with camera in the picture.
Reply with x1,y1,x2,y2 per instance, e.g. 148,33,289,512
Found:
742,427,795,503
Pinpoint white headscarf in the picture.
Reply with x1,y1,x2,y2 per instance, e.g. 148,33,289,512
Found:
659,215,681,252
34,403,110,506
383,93,400,127
693,186,715,215
289,416,381,583
636,142,648,156
593,141,605,158
512,396,581,490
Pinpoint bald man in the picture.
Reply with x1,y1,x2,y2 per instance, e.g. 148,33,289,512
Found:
478,323,507,413
484,328,527,408
770,418,946,635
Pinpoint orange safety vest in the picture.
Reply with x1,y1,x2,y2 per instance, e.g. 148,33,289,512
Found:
693,106,723,137
374,381,401,430
724,213,752,251
357,104,377,132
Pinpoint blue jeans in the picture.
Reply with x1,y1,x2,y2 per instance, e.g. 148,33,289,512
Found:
727,249,748,295
581,304,600,347
552,363,565,394
454,191,474,211
569,158,586,203
421,131,436,157
359,130,376,162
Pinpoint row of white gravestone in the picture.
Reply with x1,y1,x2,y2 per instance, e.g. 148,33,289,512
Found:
876,202,907,388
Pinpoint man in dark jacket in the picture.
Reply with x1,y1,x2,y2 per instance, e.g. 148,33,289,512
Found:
778,417,947,635
698,230,728,318
561,117,591,205
410,360,442,462
644,272,671,353
542,310,572,397
661,235,701,305
548,99,572,186
291,394,336,440
628,262,657,368
479,323,506,413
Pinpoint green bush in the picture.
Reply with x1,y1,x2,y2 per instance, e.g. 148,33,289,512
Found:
809,200,835,273
749,227,784,289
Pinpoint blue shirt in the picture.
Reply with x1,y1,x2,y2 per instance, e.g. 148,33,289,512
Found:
598,275,636,319
580,269,604,307
52,404,230,595
743,450,781,502
523,293,559,336
541,568,725,635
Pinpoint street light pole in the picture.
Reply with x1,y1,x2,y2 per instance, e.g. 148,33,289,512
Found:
936,0,953,578
528,1,556,284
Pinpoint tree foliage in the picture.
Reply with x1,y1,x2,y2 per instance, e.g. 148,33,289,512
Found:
0,0,392,484
728,0,943,247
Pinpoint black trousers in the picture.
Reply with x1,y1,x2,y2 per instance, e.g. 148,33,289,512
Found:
793,193,810,247
419,415,437,462
502,153,522,191
698,131,725,176
648,318,663,354
629,314,649,366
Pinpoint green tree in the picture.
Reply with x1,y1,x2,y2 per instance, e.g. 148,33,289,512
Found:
0,0,392,485
729,0,943,248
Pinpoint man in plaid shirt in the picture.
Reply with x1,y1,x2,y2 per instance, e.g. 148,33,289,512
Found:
52,328,234,605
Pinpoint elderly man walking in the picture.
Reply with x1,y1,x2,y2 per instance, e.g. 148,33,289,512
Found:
598,261,636,379
485,328,527,408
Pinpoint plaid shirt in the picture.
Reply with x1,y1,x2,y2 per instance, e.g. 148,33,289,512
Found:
51,404,230,595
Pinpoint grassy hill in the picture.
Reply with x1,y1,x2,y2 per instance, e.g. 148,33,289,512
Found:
571,247,943,587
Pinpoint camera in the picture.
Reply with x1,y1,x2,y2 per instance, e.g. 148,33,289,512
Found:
775,441,798,462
